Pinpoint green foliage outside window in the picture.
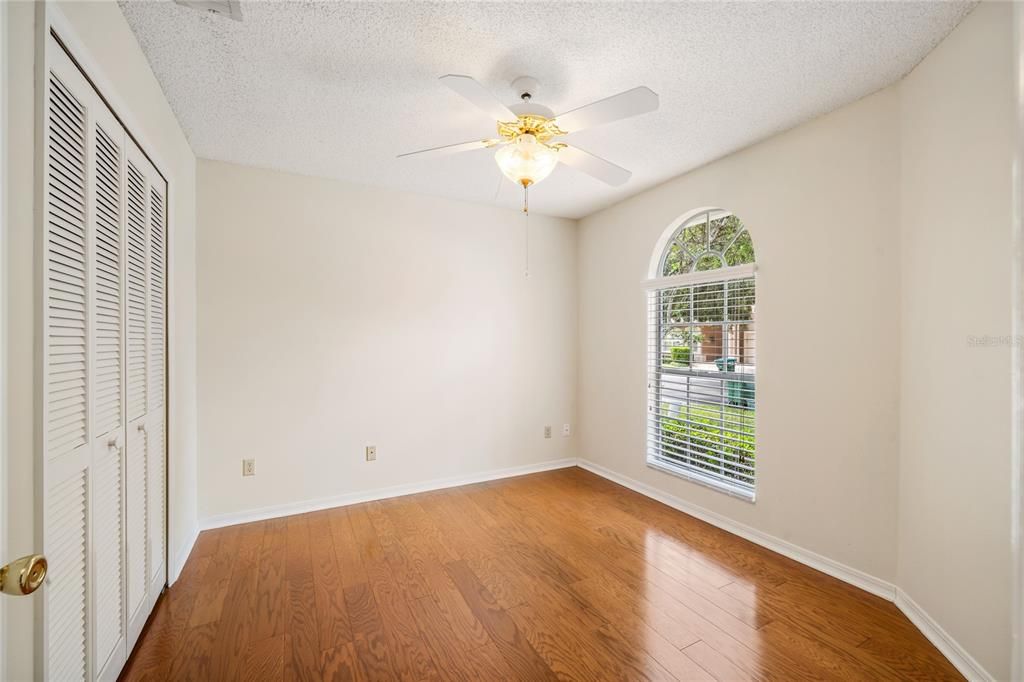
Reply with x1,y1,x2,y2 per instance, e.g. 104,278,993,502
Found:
669,346,691,365
659,403,755,486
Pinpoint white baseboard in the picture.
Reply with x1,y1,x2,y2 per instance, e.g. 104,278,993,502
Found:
895,589,994,682
198,457,578,532
577,458,896,600
577,458,994,682
168,524,200,585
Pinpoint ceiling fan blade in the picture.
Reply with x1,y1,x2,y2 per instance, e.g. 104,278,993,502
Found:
557,145,632,186
555,86,659,134
440,74,518,122
397,138,500,159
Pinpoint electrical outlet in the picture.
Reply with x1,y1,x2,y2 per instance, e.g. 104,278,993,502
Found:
366,445,377,461
562,423,571,437
544,426,552,439
242,459,255,476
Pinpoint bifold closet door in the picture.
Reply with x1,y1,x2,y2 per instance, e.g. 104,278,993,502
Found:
146,165,168,612
89,74,130,682
43,34,167,681
43,40,128,681
124,140,167,651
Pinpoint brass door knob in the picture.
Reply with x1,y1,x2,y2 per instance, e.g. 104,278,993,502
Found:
0,554,47,596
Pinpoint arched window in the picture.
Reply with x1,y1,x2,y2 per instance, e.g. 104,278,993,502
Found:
647,209,757,499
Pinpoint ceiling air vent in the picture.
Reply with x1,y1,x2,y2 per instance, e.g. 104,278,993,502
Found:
173,0,242,21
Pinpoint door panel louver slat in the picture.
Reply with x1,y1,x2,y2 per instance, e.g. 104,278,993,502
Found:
46,71,88,464
148,187,164,412
93,124,122,437
148,415,165,581
46,469,88,682
126,424,147,617
93,445,124,669
126,162,148,422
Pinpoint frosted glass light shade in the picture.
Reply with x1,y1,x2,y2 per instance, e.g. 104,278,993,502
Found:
495,134,559,187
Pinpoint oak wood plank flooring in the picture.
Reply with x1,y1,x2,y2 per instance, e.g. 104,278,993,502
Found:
252,517,289,643
120,467,963,681
285,514,323,682
241,634,286,682
328,506,369,589
349,504,440,682
319,641,363,682
188,525,241,628
307,510,353,652
445,560,557,681
343,582,400,680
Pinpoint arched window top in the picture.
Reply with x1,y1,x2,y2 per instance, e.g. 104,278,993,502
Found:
659,210,755,277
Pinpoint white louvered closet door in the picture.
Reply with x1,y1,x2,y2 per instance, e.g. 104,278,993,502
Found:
124,139,166,651
89,86,128,682
43,43,94,682
146,172,168,606
43,34,167,681
122,139,168,647
125,142,150,650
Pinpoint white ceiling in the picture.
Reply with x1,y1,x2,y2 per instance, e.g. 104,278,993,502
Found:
120,1,974,219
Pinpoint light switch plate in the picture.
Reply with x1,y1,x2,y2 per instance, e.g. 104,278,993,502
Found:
366,445,377,461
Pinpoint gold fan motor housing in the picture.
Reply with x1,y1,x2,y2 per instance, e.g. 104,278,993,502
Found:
496,114,567,149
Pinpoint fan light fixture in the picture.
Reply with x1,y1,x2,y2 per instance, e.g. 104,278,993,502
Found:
494,133,559,188
398,74,659,214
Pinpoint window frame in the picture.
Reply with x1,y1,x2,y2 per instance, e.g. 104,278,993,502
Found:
645,210,757,502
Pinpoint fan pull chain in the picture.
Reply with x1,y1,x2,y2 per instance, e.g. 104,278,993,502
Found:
525,210,530,279
523,183,530,278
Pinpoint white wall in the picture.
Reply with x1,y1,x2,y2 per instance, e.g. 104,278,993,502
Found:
1,1,1009,679
576,3,1013,678
3,2,198,679
897,3,1013,679
196,160,577,522
578,86,903,581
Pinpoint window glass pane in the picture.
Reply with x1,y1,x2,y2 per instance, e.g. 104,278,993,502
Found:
727,278,756,322
692,281,725,323
695,253,724,271
680,226,705,264
709,215,744,253
649,208,757,498
724,229,755,266
662,242,684,276
661,287,691,324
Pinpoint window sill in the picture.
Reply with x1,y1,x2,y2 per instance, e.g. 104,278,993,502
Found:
646,456,756,503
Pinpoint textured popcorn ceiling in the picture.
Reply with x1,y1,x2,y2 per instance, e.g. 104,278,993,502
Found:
120,1,973,219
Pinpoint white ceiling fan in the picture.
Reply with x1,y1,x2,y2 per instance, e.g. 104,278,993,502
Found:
398,75,659,210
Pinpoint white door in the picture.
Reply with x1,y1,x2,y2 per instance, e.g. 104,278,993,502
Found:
89,84,128,682
123,140,166,650
123,143,149,651
145,165,167,618
42,40,95,682
42,33,167,681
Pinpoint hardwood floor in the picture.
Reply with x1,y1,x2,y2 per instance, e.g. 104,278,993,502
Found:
120,467,962,681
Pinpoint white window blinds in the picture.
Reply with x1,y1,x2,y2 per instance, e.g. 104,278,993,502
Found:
647,273,757,498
